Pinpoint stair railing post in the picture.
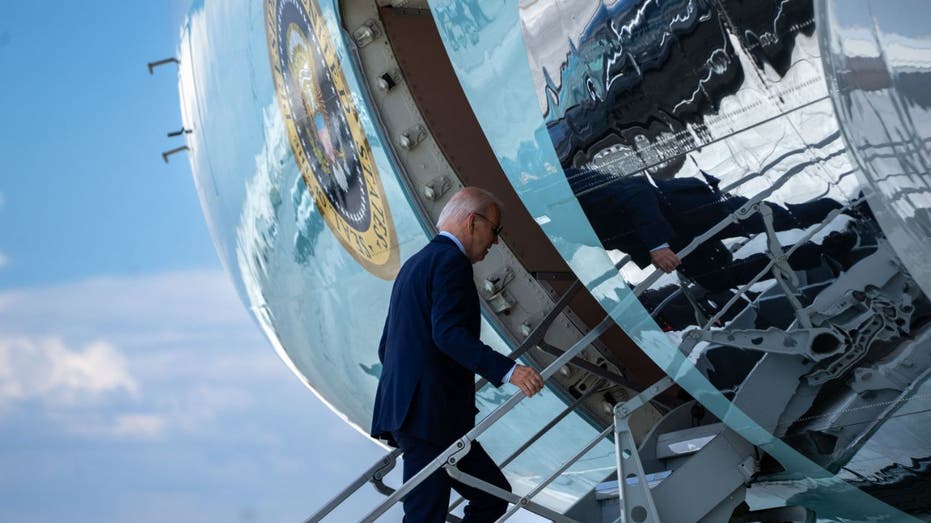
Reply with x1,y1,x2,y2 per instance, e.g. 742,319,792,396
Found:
614,378,673,523
304,448,401,523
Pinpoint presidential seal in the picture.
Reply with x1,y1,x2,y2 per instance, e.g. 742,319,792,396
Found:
265,0,400,279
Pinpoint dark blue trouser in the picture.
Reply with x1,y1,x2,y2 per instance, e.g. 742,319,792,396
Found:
394,432,511,523
674,196,843,292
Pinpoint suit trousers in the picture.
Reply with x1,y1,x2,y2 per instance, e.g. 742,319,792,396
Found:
394,432,511,523
674,196,842,292
678,239,825,292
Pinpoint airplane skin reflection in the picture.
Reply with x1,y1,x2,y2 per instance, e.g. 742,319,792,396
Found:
177,0,931,519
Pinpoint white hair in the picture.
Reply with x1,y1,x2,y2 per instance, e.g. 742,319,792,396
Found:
436,187,502,229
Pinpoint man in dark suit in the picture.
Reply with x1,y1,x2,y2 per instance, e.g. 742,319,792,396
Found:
567,167,854,292
371,187,544,522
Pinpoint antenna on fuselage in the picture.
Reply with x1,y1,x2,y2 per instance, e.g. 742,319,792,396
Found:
147,57,179,75
161,146,189,164
147,57,191,163
167,128,193,138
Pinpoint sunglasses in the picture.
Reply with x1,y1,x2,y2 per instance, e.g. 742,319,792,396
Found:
473,212,503,237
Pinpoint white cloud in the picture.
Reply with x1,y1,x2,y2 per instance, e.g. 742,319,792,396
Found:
111,414,167,437
0,271,261,375
0,269,250,332
0,268,412,523
0,336,138,407
41,409,170,440
82,413,168,439
163,384,258,432
0,270,281,442
112,413,167,437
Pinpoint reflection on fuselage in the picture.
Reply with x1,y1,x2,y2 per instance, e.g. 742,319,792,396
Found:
538,0,816,171
520,0,931,517
179,0,622,513
818,0,931,299
180,0,931,517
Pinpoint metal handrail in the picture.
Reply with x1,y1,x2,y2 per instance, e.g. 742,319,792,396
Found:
700,200,854,330
474,279,583,390
446,384,604,514
460,185,862,521
303,449,401,523
359,315,617,522
445,169,845,522
306,165,865,522
486,185,858,521
497,377,674,522
536,341,634,388
305,279,585,522
612,378,675,523
632,164,805,297
499,424,614,522
447,467,575,522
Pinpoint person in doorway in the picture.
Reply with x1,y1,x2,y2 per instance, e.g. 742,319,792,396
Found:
567,167,856,292
371,187,544,522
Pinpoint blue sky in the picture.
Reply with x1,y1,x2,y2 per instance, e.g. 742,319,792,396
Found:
0,2,404,521
0,2,547,521
0,1,217,288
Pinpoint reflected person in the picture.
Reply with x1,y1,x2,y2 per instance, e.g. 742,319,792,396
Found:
567,168,855,292
371,187,544,523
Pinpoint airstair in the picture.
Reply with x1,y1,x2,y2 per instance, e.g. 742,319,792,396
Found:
303,186,927,522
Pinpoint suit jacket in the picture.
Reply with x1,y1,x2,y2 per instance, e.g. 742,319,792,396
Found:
371,235,514,447
566,168,724,268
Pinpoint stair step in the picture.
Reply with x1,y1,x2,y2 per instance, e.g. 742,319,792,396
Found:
594,471,672,501
656,422,723,459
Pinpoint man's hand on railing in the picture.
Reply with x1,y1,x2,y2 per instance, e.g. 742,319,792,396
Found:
650,247,681,273
509,365,544,397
